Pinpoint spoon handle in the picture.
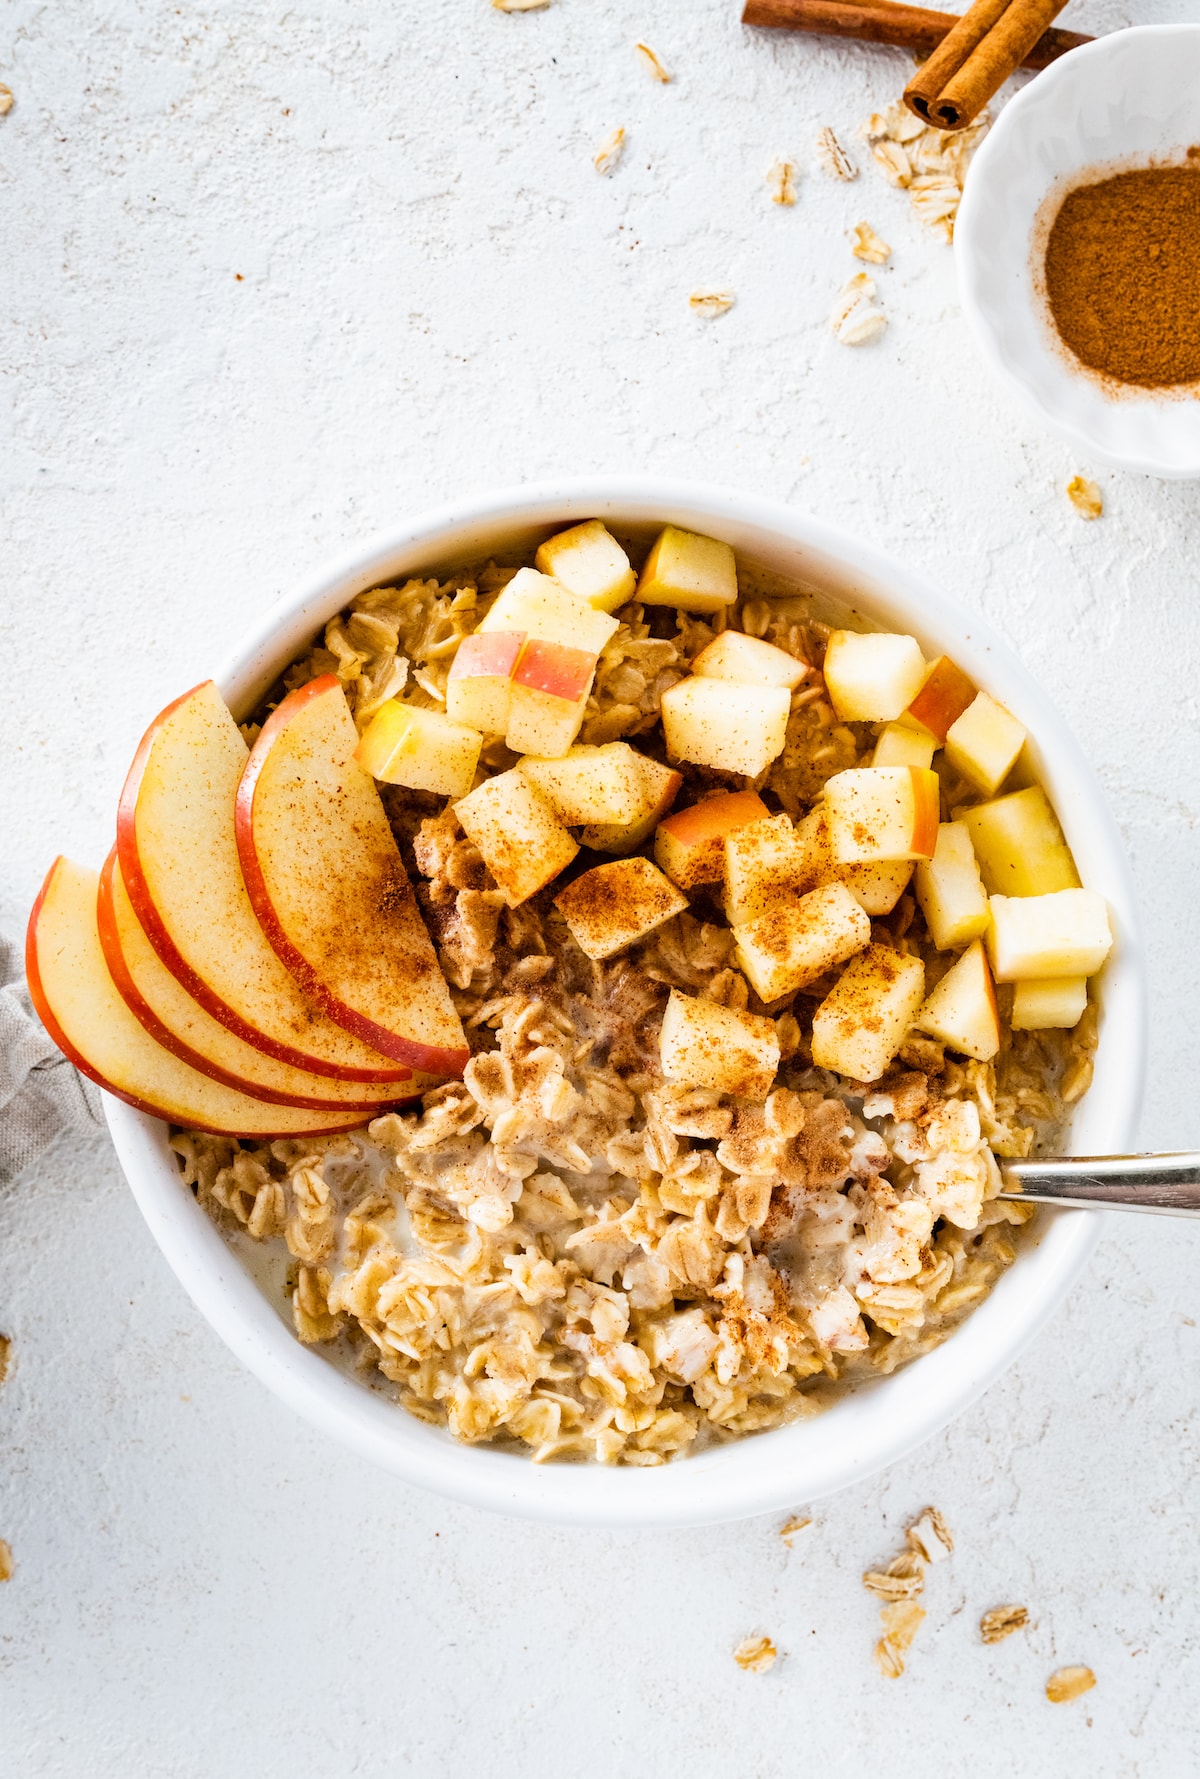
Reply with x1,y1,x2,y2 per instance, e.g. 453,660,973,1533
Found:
999,1152,1200,1216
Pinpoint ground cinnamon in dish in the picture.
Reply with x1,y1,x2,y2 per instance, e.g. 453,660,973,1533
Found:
1043,162,1200,389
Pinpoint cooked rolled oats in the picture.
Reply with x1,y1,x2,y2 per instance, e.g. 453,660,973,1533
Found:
734,1634,778,1671
851,222,892,265
831,273,887,347
980,1604,1029,1644
636,40,671,82
1066,476,1103,520
816,126,857,181
1046,1664,1096,1703
690,289,736,319
766,157,798,206
594,127,626,176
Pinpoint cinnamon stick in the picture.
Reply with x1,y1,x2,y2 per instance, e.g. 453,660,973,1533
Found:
742,0,1089,77
906,0,1069,127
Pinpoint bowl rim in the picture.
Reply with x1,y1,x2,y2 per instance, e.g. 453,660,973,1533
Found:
103,475,1147,1527
956,23,1200,480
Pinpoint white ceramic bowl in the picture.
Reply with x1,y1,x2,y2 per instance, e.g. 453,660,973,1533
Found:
103,478,1146,1527
956,25,1200,479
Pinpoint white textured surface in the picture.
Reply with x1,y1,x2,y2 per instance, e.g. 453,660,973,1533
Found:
3,0,1200,1772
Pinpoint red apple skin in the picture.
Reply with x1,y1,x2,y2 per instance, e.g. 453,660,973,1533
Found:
116,682,412,1085
25,861,371,1140
235,677,471,1080
95,850,403,1115
905,657,976,742
659,790,769,848
512,639,596,703
448,632,525,682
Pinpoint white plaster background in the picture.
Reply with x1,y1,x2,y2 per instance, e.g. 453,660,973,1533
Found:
3,0,1200,1772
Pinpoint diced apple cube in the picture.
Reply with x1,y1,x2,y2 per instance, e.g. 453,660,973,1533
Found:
691,630,808,690
902,654,976,741
913,821,990,950
733,882,871,1001
454,768,578,907
446,632,524,735
480,566,619,655
914,939,1000,1061
872,722,935,770
824,766,940,865
534,520,636,614
579,755,682,854
505,639,597,757
637,525,738,615
518,743,647,826
810,945,926,1082
723,814,807,926
660,677,790,780
1010,976,1088,1031
958,787,1080,897
987,889,1112,982
654,789,770,890
660,989,780,1100
839,859,914,916
555,857,688,961
353,701,482,800
943,692,1025,796
823,631,927,722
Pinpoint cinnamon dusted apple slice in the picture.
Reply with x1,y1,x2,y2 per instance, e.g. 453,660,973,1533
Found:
97,850,401,1113
236,677,470,1077
27,859,371,1138
118,681,416,1084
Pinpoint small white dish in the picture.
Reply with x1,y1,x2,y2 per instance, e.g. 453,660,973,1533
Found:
956,25,1200,479
103,478,1146,1527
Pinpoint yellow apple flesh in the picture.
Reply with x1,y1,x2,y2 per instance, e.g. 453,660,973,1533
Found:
1010,976,1088,1030
554,857,688,960
943,692,1026,796
354,701,482,799
733,881,871,1001
660,988,780,1100
661,677,790,779
454,767,578,906
445,631,524,735
986,889,1113,982
534,520,635,613
579,754,682,854
636,525,738,615
914,938,1000,1061
824,766,940,865
957,787,1079,897
690,630,808,690
913,821,990,950
811,944,925,1082
823,630,927,722
654,789,770,890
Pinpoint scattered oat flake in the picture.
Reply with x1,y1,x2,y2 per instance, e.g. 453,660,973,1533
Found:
493,0,551,9
831,273,886,346
594,127,626,176
816,126,857,181
875,1637,906,1678
733,1635,778,1672
981,1604,1029,1644
851,222,892,264
0,1334,10,1387
0,1540,11,1582
690,289,735,318
1046,1664,1096,1703
880,1599,926,1650
767,157,798,206
906,1506,953,1564
863,1567,924,1601
0,85,12,117
636,41,671,82
1067,475,1103,519
779,1513,812,1545
872,139,913,189
860,100,924,144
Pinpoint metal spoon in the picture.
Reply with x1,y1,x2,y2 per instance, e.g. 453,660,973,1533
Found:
998,1153,1200,1217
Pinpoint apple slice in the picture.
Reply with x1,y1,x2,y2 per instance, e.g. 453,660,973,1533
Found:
914,939,1000,1061
913,821,990,950
236,676,469,1076
822,631,927,722
445,632,524,735
690,630,808,690
943,692,1025,796
1010,976,1088,1031
872,722,935,770
660,990,779,1100
454,767,578,906
507,639,596,757
824,766,940,865
479,567,619,654
636,526,738,615
958,787,1080,897
534,520,636,613
118,681,414,1083
661,677,791,779
579,755,682,854
518,743,647,826
733,881,870,1001
98,851,401,1112
654,789,770,890
901,654,975,741
27,860,371,1138
810,945,925,1082
555,858,688,961
986,890,1112,982
354,701,482,799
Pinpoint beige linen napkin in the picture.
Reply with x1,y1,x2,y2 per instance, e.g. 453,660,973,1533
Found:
0,931,103,1183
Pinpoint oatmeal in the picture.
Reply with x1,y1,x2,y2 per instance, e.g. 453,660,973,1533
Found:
164,522,1105,1467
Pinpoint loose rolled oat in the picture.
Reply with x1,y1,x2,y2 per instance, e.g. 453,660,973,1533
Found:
779,1513,812,1546
734,1634,778,1672
0,1334,10,1387
690,289,735,319
636,40,671,83
0,85,12,117
1066,476,1103,520
980,1604,1029,1644
830,273,887,346
816,126,857,181
767,157,798,206
851,222,892,265
594,127,626,176
493,0,551,10
859,99,989,243
906,1505,953,1563
1046,1664,1096,1703
0,1539,11,1582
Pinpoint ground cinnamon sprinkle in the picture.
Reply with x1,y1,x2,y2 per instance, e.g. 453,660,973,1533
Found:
1043,160,1200,389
